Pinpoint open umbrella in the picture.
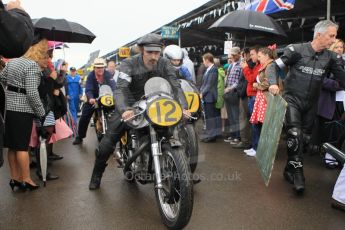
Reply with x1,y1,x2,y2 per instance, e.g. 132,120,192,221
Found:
32,17,96,43
209,10,286,46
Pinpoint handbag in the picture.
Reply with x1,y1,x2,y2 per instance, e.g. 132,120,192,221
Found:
49,119,73,144
223,90,239,104
236,74,248,99
52,91,67,119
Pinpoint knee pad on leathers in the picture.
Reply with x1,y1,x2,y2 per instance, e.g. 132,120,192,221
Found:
287,128,302,156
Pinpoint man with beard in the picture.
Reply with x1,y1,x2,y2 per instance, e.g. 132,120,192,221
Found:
269,20,345,194
88,33,189,190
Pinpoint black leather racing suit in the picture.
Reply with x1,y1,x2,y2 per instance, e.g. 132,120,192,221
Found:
270,42,345,178
90,54,188,185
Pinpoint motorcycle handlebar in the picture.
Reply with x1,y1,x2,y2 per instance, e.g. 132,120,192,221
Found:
183,111,197,120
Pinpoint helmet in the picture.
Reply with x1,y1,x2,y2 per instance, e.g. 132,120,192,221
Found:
163,45,184,61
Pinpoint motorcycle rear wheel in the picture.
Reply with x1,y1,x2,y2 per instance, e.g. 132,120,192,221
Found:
179,124,198,173
155,144,193,230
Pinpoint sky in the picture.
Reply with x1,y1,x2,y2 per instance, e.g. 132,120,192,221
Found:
15,0,210,68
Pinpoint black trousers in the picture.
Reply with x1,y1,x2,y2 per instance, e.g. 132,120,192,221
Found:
95,112,127,167
284,94,317,159
77,103,95,139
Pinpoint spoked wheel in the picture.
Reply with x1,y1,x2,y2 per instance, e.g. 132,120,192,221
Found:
121,143,136,183
179,124,199,173
155,144,193,230
93,117,104,142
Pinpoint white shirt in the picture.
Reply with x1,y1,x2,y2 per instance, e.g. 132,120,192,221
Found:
112,70,120,83
205,64,214,75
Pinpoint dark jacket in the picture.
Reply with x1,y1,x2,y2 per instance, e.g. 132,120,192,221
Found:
0,2,34,58
38,68,67,119
317,78,341,120
85,70,116,101
200,65,218,103
271,42,345,102
317,59,345,120
115,54,187,114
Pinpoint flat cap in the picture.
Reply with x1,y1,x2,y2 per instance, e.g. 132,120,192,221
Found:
137,33,162,52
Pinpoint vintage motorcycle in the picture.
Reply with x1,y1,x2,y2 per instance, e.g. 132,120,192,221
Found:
118,77,193,229
93,85,115,141
179,79,200,173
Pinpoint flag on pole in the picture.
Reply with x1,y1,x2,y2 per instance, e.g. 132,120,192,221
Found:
244,0,295,14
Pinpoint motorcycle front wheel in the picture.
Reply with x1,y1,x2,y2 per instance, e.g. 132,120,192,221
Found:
93,117,104,142
155,144,193,230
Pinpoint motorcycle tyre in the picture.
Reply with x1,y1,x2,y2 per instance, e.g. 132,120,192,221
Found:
155,144,193,230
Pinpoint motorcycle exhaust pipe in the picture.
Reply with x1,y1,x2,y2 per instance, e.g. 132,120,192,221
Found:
322,143,345,165
123,137,150,173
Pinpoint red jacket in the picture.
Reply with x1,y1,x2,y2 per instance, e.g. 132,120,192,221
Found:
243,63,261,96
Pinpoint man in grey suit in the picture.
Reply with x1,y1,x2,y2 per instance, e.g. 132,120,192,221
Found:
200,53,221,142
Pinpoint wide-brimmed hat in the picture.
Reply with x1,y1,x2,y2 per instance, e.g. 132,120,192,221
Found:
93,57,106,67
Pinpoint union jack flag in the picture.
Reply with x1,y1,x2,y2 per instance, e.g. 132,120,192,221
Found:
244,0,295,14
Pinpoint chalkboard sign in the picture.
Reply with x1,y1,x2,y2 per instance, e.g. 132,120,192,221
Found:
256,93,287,186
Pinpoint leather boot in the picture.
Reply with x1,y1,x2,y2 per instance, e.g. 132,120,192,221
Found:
46,144,63,160
89,163,107,190
283,158,305,194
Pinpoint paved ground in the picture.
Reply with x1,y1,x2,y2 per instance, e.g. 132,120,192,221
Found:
0,124,344,230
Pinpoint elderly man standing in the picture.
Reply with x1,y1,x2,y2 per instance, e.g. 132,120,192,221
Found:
269,20,345,194
73,58,116,145
223,47,242,145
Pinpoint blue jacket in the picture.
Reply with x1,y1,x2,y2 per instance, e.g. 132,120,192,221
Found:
66,74,82,98
200,65,218,103
85,70,116,100
179,66,192,81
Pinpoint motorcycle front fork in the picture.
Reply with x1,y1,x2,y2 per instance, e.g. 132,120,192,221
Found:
101,110,107,134
150,126,163,189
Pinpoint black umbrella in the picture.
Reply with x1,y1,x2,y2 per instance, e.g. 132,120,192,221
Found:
32,17,96,43
209,10,286,46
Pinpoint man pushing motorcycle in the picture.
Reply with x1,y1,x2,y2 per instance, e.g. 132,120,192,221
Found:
73,58,116,145
269,20,345,194
89,33,190,190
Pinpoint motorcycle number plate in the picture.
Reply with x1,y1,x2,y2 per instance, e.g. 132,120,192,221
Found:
184,92,200,113
100,95,114,107
147,98,182,126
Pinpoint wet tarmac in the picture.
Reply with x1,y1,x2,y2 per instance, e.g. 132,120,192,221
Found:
0,123,344,229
